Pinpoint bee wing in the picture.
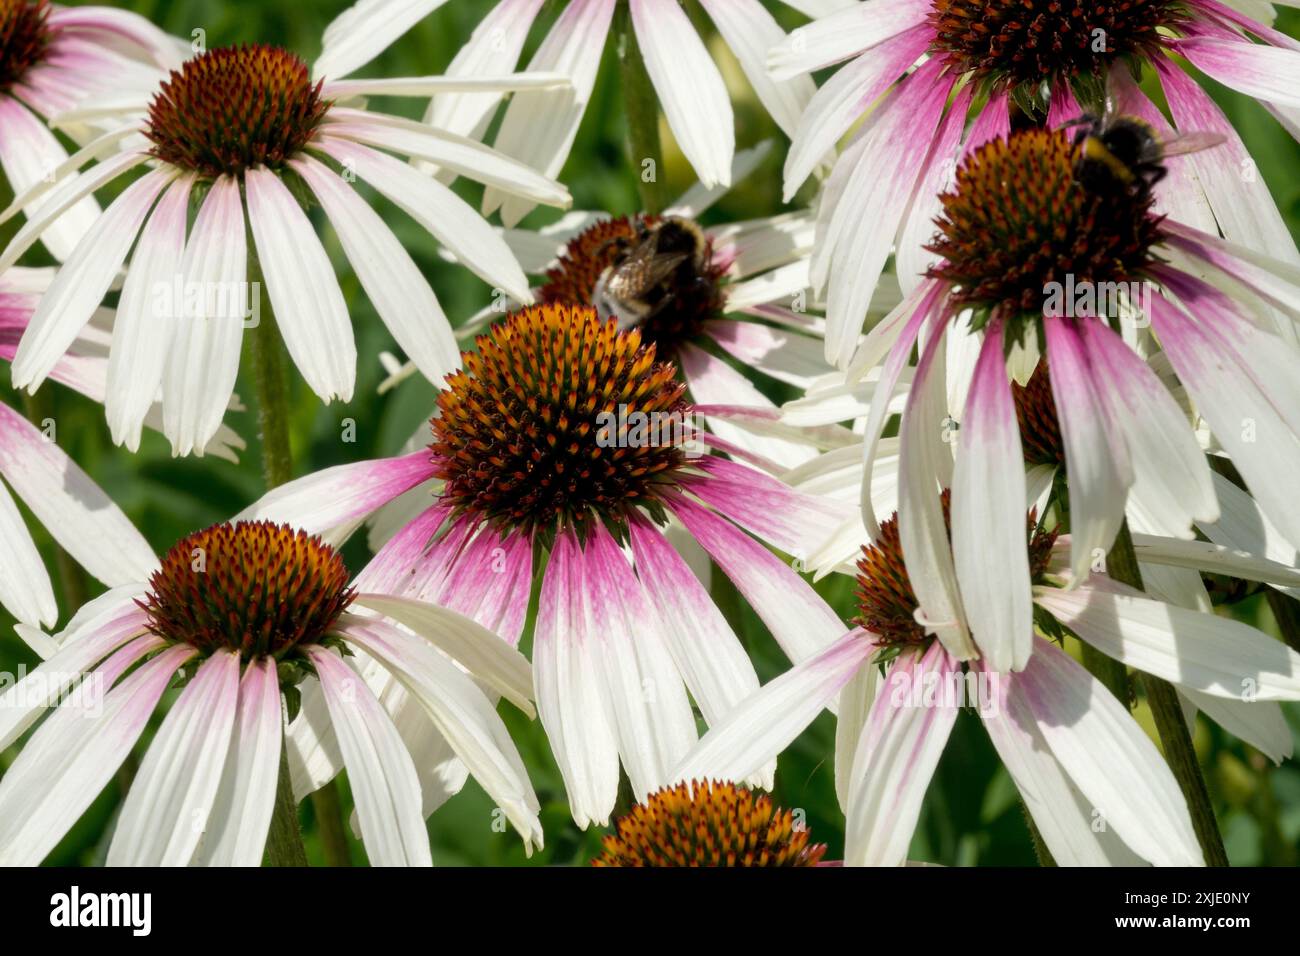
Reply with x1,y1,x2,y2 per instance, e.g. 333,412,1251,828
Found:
1159,131,1227,158
606,245,689,298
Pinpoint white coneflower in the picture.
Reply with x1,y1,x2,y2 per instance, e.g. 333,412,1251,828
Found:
0,1,184,259
772,0,1300,366
0,520,542,866
320,0,825,223
0,40,572,456
672,498,1300,866
240,302,852,828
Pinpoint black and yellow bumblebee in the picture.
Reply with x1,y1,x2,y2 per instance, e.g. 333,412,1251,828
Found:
1070,110,1224,196
593,216,712,331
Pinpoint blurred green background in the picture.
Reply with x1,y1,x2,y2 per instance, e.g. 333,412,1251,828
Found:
2,0,1299,866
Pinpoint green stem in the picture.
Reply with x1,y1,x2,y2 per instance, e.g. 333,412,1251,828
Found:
1108,522,1230,867
616,3,673,215
309,780,353,867
265,735,309,867
247,258,321,866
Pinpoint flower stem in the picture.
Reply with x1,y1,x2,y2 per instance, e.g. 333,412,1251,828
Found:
265,736,309,867
1107,521,1230,867
616,3,673,215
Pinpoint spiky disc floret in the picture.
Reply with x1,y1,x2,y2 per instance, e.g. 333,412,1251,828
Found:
539,214,725,357
856,493,1057,646
141,521,354,660
926,128,1164,333
430,303,693,537
0,0,51,92
591,780,827,867
928,0,1184,91
1013,361,1065,467
145,44,329,178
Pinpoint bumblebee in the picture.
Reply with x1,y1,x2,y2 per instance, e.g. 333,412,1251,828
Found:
593,216,712,331
1071,111,1223,196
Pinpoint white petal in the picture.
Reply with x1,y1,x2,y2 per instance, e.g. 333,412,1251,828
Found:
313,0,452,81
1181,688,1292,765
106,173,194,452
768,0,931,79
0,402,157,587
631,0,734,189
1016,636,1203,866
305,646,432,866
292,153,459,389
1034,583,1300,701
672,630,873,786
163,175,247,457
11,167,171,390
350,595,534,715
0,475,57,628
197,658,283,865
108,650,241,865
246,165,356,403
0,644,192,866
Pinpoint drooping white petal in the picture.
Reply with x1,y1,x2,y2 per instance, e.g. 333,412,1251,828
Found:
630,0,734,190
305,646,432,866
196,658,283,866
246,165,356,404
108,650,241,866
768,0,931,79
313,0,451,81
0,476,57,629
292,153,459,389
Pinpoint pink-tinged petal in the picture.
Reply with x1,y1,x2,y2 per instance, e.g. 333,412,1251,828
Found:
352,503,453,596
0,94,99,261
1076,320,1218,538
897,316,976,660
1184,0,1300,51
705,319,832,390
196,658,283,866
483,0,617,226
819,58,955,368
1042,318,1133,583
11,167,171,391
1147,275,1300,547
626,513,765,738
678,341,818,470
305,645,432,866
1014,636,1202,866
1156,55,1300,341
578,523,697,799
108,649,241,865
339,617,543,849
236,451,435,546
951,320,1032,671
782,24,931,199
631,0,733,189
46,6,186,68
768,0,932,79
1034,582,1300,700
685,454,855,561
844,643,959,866
533,529,619,827
0,643,192,866
0,402,158,588
895,85,974,296
1046,78,1081,130
313,0,452,81
0,595,149,750
672,629,874,786
246,165,356,403
431,525,534,645
859,281,946,537
163,175,247,458
107,173,194,452
978,660,1146,865
1173,35,1300,108
1160,220,1300,330
667,493,845,664
350,594,534,715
